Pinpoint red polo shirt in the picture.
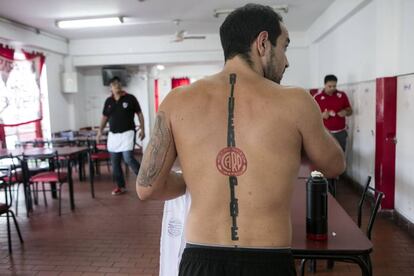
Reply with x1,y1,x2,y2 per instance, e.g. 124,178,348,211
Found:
313,90,351,132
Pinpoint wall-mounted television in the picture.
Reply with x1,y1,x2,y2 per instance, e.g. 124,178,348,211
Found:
102,66,129,86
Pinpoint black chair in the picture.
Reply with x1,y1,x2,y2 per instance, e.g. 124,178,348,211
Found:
0,160,24,253
357,176,385,240
27,152,69,216
0,155,25,215
300,176,384,275
87,139,110,198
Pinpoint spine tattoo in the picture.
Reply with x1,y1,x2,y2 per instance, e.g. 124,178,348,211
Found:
228,74,239,241
216,74,248,241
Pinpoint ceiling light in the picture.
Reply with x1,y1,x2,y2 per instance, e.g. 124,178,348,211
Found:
214,5,288,18
56,16,124,29
156,65,165,71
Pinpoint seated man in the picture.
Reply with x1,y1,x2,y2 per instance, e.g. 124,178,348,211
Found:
137,4,345,276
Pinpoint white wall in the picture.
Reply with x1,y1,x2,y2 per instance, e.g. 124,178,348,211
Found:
0,20,67,55
308,0,414,224
341,81,376,186
309,0,414,86
309,0,376,87
69,34,223,66
399,0,414,76
395,74,414,222
283,47,309,88
45,53,75,133
156,63,222,104
77,66,150,148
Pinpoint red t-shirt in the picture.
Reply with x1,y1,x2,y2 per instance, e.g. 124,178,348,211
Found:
313,90,351,132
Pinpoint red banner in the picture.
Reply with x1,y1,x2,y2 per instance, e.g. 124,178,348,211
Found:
0,44,14,95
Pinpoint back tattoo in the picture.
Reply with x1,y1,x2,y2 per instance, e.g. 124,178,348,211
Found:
216,73,248,241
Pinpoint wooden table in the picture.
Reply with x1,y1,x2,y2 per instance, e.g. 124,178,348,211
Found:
292,177,373,276
17,136,107,148
0,146,89,215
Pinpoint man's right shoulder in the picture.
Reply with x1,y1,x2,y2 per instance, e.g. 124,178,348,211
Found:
162,80,204,103
280,86,313,100
280,86,321,113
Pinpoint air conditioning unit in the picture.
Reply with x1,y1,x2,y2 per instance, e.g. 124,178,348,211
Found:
62,72,78,93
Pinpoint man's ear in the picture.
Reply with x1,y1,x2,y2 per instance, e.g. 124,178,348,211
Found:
256,31,269,57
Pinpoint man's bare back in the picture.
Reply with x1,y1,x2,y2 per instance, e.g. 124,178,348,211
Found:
137,6,344,266
138,60,344,249
171,71,303,247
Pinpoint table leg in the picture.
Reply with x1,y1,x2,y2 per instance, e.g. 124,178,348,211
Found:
327,259,335,269
68,159,75,210
88,152,95,198
50,182,57,198
78,153,84,181
348,255,371,276
294,255,371,276
49,158,57,198
24,179,33,216
21,159,33,217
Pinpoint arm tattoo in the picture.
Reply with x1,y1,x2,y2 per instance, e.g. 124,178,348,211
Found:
215,73,248,241
138,111,172,187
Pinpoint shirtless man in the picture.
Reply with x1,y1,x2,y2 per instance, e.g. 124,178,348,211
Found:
137,4,345,275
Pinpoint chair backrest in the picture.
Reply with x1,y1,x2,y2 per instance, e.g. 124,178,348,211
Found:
3,167,15,207
86,139,97,153
357,176,385,240
22,151,60,177
0,154,18,208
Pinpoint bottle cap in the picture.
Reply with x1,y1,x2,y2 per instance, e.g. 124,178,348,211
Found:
311,171,324,178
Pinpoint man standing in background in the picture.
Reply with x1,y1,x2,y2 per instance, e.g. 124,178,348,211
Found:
97,76,145,195
314,74,353,152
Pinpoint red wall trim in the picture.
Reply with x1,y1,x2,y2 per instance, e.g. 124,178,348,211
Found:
375,77,397,209
154,79,159,113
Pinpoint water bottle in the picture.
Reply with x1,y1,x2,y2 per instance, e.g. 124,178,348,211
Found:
306,171,328,241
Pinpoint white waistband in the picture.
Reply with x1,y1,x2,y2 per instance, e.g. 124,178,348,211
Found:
330,129,346,134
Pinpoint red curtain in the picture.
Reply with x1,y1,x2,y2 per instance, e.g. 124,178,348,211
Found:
22,50,46,75
21,50,46,138
0,44,15,147
0,43,14,59
154,79,159,113
172,77,190,88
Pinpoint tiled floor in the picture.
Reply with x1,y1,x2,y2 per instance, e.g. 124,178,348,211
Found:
1,168,414,275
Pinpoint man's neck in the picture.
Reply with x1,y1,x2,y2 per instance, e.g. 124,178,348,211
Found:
223,56,263,80
112,91,123,100
324,90,335,96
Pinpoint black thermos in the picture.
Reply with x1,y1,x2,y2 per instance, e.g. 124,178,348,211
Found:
306,171,328,240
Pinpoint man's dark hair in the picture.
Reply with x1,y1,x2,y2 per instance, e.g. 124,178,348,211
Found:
219,4,283,66
110,76,121,84
324,75,338,84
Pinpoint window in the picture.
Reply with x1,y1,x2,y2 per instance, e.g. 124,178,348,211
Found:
1,50,49,148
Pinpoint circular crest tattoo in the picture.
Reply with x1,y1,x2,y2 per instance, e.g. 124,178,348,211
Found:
216,147,247,176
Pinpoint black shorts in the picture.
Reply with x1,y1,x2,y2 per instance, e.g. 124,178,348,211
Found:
178,243,296,276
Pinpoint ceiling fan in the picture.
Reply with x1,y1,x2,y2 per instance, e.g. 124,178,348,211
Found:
171,19,206,42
